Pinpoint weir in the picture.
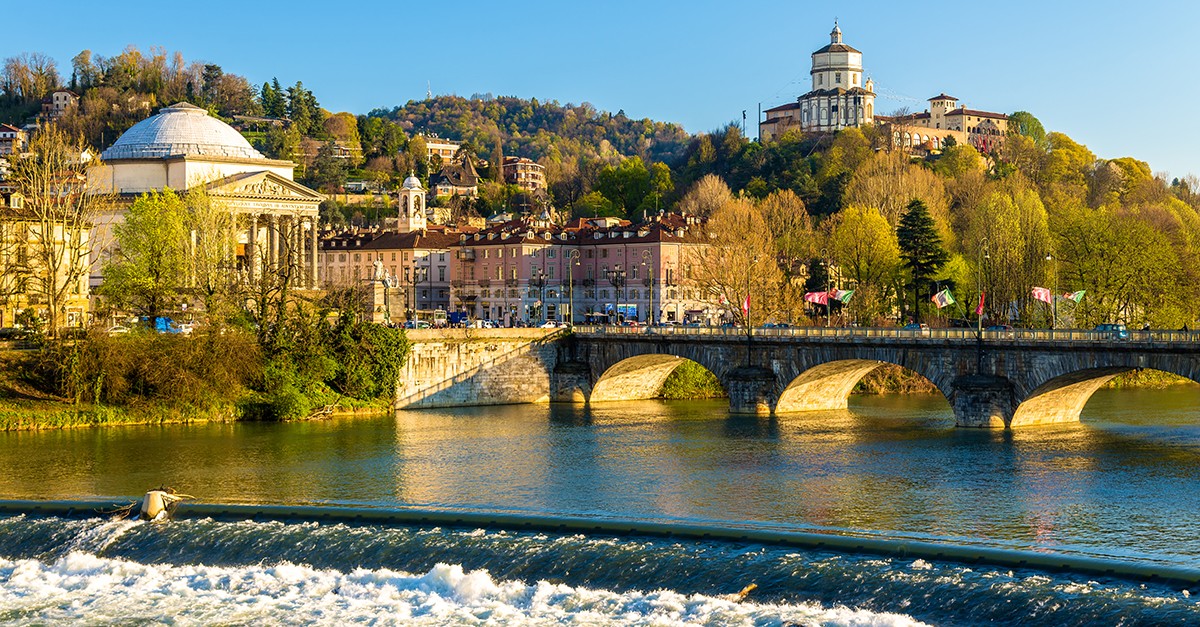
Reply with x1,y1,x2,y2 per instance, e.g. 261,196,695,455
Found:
397,327,1200,429
3,499,1198,587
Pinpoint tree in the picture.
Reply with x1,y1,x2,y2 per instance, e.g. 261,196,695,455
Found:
1008,111,1047,147
897,200,949,321
260,78,286,118
691,199,787,326
100,189,190,330
677,174,733,217
185,189,239,321
828,205,900,323
845,151,953,246
308,140,349,193
756,189,812,265
5,127,108,337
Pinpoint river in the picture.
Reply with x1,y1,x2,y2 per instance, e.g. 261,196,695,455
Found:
2,388,1199,625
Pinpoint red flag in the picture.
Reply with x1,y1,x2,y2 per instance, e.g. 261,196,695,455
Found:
804,291,829,305
1031,286,1053,304
975,290,986,316
742,294,750,315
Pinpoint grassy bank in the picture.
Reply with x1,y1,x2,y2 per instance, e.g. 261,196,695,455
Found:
1,314,406,431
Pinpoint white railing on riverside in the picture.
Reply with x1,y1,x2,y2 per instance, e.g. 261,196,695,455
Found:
570,325,1200,344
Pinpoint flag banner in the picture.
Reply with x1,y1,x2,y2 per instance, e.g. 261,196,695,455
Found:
931,289,955,309
742,295,750,315
1063,290,1086,303
975,290,986,316
1031,287,1053,304
804,291,829,305
832,289,855,303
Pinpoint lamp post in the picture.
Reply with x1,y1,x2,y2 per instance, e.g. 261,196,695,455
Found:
567,249,580,328
821,248,832,327
640,250,654,325
530,268,547,325
746,254,758,367
605,265,627,325
977,237,989,339
1046,252,1058,331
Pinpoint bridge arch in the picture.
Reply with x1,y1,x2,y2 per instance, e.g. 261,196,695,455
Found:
773,349,954,415
590,354,725,403
1012,363,1200,427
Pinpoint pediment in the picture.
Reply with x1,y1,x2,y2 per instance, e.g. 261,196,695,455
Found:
202,171,325,202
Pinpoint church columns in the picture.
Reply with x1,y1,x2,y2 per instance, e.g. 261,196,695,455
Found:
309,219,319,289
246,213,259,281
268,215,279,271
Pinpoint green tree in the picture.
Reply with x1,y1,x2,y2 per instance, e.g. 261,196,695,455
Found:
897,200,949,321
1008,111,1047,147
100,189,190,330
261,77,286,118
828,205,900,323
308,140,349,193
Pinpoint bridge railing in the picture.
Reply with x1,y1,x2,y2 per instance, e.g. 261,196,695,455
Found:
572,325,1200,344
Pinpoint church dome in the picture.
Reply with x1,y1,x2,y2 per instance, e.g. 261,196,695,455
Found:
402,174,424,190
100,102,266,161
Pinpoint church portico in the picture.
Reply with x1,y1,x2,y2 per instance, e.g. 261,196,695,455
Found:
89,102,325,291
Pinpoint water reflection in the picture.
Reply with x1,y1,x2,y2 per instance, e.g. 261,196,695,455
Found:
1,387,1199,566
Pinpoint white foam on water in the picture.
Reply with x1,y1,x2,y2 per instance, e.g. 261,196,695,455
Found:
0,552,930,626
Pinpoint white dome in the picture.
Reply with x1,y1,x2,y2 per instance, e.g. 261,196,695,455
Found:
402,174,424,190
100,102,265,161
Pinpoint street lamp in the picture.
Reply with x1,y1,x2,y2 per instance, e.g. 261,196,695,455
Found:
1046,252,1058,331
604,264,627,325
567,249,580,328
821,248,832,327
977,237,990,339
746,254,759,366
530,268,547,325
640,249,654,325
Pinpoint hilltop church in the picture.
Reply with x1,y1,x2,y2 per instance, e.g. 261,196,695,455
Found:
759,23,1008,153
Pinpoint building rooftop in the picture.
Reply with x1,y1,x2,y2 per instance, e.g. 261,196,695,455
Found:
100,102,267,162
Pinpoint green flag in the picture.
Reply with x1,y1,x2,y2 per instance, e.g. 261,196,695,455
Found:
1064,290,1085,303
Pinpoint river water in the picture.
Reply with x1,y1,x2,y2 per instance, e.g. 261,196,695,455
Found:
2,388,1199,625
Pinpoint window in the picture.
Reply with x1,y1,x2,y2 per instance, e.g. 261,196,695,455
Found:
587,250,594,259
438,267,445,281
510,248,516,258
469,266,475,279
510,268,517,280
548,266,556,279
601,249,609,258
391,252,396,261
484,250,490,259
547,248,556,258
338,253,345,262
354,253,360,262
439,252,446,262
835,72,841,84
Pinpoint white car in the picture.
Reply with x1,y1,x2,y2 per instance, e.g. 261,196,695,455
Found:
107,325,130,335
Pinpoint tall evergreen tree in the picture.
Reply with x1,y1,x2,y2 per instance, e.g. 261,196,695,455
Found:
261,78,286,118
897,199,948,321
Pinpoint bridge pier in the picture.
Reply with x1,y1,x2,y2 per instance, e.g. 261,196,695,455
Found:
725,366,778,415
551,361,592,403
950,375,1015,428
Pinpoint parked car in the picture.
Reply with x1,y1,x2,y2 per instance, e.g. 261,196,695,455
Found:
984,324,1015,339
404,320,432,329
0,327,23,340
901,322,930,336
107,325,130,336
1094,323,1130,340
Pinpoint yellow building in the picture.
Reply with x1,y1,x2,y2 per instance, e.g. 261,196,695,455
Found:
0,193,91,330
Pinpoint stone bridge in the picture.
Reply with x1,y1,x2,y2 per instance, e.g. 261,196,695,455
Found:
397,326,1200,428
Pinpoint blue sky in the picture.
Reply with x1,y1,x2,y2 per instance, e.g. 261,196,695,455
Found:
10,0,1199,179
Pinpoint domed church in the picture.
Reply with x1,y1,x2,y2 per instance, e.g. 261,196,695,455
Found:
88,102,324,288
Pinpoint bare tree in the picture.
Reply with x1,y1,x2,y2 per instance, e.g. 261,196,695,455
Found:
689,198,787,326
6,126,110,336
